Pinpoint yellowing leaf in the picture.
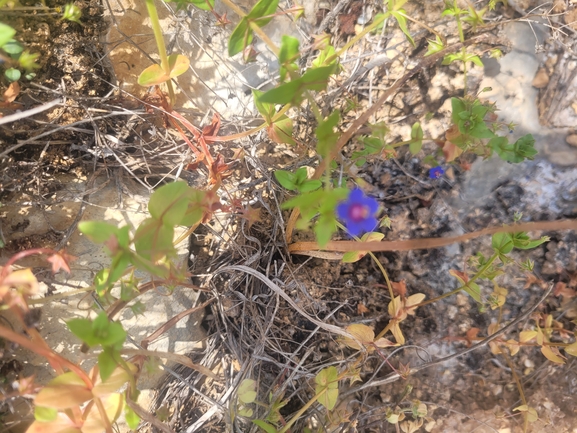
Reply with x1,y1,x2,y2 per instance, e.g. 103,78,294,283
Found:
513,405,539,423
3,268,39,296
565,342,577,357
91,363,136,397
342,324,375,350
488,340,502,355
27,413,81,433
237,379,257,404
341,232,384,263
541,345,565,364
505,339,520,356
519,330,537,343
137,64,169,86
82,393,124,433
391,320,405,345
388,296,402,318
374,337,397,348
167,54,190,79
405,293,426,315
34,372,92,409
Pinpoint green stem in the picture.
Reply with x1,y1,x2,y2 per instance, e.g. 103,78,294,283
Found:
417,252,498,308
144,0,175,104
454,1,465,42
462,48,468,96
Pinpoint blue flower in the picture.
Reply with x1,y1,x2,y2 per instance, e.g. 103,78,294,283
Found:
429,166,445,179
336,188,379,237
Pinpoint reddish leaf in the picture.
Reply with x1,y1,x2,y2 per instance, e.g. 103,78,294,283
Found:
442,141,463,162
391,280,407,297
47,251,75,274
357,303,369,315
465,327,480,347
445,124,461,141
202,113,221,138
1,81,20,108
240,206,262,231
554,281,576,299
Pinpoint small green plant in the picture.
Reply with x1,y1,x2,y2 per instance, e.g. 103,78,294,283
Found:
0,22,39,82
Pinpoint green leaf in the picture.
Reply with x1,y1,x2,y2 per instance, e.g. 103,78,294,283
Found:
315,111,340,158
490,134,537,163
5,68,21,82
98,348,118,382
237,379,257,404
467,120,494,139
92,312,127,348
228,0,279,57
247,0,279,24
510,232,549,250
192,0,215,10
62,3,82,23
311,44,339,70
105,252,132,292
274,170,296,191
79,221,120,244
258,65,336,105
425,35,444,56
410,122,423,154
134,218,175,261
492,232,514,255
0,23,16,47
179,189,208,227
315,366,339,411
278,35,300,82
391,10,415,47
3,40,23,56
68,317,98,346
94,269,112,295
253,420,278,433
297,179,322,193
463,281,481,303
18,50,40,71
130,254,170,279
315,212,337,248
125,404,141,430
451,98,467,124
34,406,58,422
228,18,251,57
148,181,192,226
253,89,275,124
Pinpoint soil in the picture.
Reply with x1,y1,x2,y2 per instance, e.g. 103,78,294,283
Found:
1,1,577,433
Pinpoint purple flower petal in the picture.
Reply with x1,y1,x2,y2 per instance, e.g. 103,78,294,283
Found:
335,188,380,237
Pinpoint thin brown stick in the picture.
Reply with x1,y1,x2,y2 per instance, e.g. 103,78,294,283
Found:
288,219,577,255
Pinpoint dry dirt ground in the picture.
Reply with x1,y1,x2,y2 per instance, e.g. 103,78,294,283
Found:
1,0,577,432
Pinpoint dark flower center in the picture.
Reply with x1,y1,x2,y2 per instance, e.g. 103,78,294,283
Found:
348,203,368,222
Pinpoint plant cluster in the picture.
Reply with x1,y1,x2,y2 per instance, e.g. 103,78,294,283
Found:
1,0,576,432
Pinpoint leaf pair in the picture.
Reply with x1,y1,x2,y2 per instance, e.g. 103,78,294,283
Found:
228,0,279,57
138,54,190,87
